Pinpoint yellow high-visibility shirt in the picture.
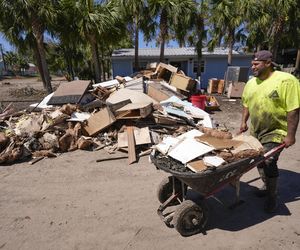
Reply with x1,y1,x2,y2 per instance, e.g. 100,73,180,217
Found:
242,71,300,143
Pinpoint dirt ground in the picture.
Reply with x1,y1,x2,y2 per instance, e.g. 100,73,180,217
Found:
0,77,300,250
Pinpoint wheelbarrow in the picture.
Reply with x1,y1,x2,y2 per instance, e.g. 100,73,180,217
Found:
150,143,285,236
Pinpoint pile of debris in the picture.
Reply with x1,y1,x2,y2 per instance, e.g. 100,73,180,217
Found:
0,63,260,166
151,128,263,173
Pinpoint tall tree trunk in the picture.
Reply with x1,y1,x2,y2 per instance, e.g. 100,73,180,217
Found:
32,20,52,93
196,14,204,78
33,46,46,84
159,9,168,62
134,16,139,72
295,49,300,72
89,35,101,83
270,17,284,61
227,29,235,66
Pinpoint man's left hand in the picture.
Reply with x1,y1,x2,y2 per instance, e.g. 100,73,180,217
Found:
283,136,296,148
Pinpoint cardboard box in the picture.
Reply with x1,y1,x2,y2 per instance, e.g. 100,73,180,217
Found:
170,73,195,92
227,82,245,98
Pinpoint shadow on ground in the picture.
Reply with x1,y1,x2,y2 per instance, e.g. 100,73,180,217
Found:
188,169,300,233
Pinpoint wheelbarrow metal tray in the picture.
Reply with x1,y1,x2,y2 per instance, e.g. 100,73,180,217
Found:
152,153,264,196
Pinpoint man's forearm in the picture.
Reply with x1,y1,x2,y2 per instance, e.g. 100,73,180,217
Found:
242,107,250,124
287,108,300,138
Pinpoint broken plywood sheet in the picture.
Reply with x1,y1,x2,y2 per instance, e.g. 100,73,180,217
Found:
47,80,91,105
83,107,116,136
106,88,157,104
168,138,214,164
186,160,207,172
195,134,243,150
115,102,152,119
127,126,136,164
118,127,151,148
107,99,132,113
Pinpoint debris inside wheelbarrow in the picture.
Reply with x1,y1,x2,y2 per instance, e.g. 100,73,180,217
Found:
150,131,285,236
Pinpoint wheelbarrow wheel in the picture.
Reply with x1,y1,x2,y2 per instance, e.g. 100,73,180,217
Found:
157,176,186,205
173,200,208,237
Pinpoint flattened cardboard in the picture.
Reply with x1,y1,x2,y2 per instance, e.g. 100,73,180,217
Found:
83,107,116,136
195,134,242,150
47,80,91,105
170,73,195,92
231,134,263,153
115,102,152,119
118,127,151,148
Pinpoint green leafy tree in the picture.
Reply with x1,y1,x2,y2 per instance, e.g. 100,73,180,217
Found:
148,0,195,62
0,0,55,93
187,0,209,78
59,0,122,83
208,0,245,66
115,0,148,71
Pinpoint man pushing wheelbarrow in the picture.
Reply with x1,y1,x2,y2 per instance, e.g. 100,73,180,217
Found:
239,50,300,213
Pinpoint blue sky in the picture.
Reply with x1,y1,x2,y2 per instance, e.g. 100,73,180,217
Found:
0,32,179,52
0,34,14,51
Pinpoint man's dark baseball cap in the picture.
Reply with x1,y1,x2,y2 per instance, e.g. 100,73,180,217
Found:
252,50,278,66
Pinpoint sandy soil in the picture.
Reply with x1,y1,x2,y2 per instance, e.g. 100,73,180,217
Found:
0,78,300,249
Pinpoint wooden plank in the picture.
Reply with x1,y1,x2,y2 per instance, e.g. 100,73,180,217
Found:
118,127,151,148
83,107,116,136
186,160,207,172
127,126,136,164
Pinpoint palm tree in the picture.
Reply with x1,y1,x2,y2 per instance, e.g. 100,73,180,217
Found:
187,0,209,78
59,0,121,83
115,0,148,72
148,0,195,62
0,0,54,93
208,0,244,66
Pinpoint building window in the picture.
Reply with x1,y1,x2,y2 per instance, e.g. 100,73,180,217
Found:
193,60,205,74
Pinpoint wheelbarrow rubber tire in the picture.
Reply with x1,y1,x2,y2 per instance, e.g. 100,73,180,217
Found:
173,200,208,237
157,176,187,205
